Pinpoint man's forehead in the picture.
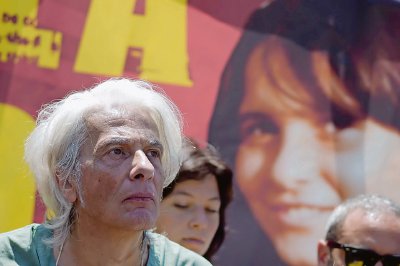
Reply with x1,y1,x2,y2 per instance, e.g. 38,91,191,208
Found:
339,208,400,253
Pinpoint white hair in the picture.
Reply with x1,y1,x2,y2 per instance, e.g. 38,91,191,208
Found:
324,194,400,241
24,78,183,247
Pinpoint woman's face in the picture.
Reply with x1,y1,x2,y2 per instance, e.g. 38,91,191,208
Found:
235,45,400,266
77,107,164,232
156,174,221,256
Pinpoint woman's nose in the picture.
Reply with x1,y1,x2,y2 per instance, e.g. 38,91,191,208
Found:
188,208,208,230
129,150,155,181
271,120,329,189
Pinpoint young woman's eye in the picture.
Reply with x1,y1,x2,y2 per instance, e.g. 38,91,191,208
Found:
206,208,219,214
173,203,188,209
330,105,359,130
239,113,279,140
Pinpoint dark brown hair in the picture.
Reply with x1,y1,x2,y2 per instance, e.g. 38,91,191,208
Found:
162,138,233,261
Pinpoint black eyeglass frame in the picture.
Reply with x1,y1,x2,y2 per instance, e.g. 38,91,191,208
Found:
327,240,400,266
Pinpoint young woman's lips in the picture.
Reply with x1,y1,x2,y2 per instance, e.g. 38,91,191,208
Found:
182,238,205,246
266,202,336,227
270,203,335,212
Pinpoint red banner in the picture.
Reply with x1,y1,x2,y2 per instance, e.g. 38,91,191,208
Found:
2,0,400,265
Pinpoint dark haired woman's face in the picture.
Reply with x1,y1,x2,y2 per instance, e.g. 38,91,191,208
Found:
156,174,221,256
234,46,400,266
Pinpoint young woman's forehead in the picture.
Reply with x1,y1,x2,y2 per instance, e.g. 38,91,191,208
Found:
242,36,361,119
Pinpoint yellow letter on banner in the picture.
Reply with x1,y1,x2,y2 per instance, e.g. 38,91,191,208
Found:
0,104,36,233
74,0,192,86
0,0,62,69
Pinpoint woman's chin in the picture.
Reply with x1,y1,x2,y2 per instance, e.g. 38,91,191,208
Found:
270,229,325,266
255,209,330,266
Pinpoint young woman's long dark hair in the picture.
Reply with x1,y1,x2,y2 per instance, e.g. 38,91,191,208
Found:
208,0,400,265
162,138,233,261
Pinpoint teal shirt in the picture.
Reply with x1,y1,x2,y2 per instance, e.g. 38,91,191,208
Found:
0,224,212,266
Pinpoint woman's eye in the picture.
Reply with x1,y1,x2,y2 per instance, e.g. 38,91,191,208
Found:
206,208,219,214
147,149,161,158
112,148,123,155
107,148,127,160
239,113,279,140
330,105,359,130
173,203,188,209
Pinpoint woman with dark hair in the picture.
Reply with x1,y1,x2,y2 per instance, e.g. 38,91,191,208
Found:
209,0,400,265
156,138,233,262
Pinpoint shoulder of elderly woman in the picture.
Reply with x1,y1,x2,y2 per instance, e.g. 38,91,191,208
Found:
147,231,213,266
0,225,212,266
0,223,55,265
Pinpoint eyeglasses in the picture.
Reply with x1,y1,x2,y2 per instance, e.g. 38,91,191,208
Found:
327,240,400,266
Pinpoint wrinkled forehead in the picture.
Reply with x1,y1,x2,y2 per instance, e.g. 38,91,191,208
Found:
84,105,160,137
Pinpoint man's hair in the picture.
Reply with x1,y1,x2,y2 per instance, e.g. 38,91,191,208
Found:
24,78,183,248
162,138,233,261
325,194,400,241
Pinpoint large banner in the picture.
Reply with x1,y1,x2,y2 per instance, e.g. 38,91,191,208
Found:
1,0,400,265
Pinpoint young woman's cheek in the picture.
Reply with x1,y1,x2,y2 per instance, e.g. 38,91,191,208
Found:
334,125,366,198
362,120,400,202
236,144,273,197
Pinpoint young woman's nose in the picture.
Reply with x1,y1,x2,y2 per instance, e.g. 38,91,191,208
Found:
129,150,155,180
271,120,328,189
188,208,208,230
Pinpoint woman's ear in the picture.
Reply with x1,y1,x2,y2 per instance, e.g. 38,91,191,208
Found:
317,240,330,266
56,172,77,203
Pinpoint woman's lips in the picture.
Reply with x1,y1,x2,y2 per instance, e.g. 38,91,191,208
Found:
123,192,154,203
181,238,205,254
182,238,205,246
265,202,336,228
269,203,336,212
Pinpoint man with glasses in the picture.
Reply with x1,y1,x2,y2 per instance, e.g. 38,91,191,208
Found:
317,194,400,266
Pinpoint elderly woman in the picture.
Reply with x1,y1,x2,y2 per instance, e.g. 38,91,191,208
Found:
0,79,211,266
156,138,233,262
